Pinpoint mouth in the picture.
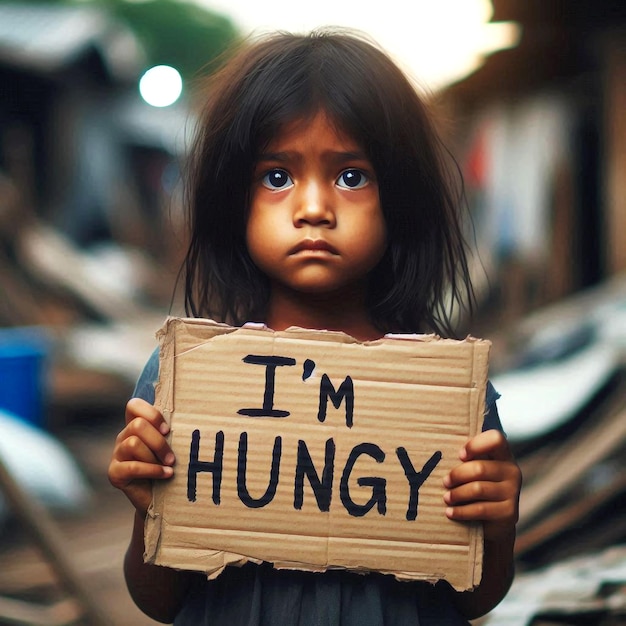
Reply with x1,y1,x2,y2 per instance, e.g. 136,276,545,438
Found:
289,239,339,256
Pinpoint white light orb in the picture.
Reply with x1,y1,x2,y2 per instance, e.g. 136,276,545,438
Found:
139,65,183,108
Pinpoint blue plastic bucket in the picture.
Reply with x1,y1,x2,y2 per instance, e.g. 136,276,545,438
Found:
0,328,48,428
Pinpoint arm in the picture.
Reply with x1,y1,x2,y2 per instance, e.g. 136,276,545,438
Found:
443,429,522,619
124,510,196,623
108,398,195,623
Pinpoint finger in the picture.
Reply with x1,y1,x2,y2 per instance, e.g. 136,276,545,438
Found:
125,397,169,435
445,498,517,524
444,480,511,507
115,435,163,464
460,430,514,462
444,459,520,489
108,459,174,491
117,416,175,466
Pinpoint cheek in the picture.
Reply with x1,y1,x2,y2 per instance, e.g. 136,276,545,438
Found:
247,193,285,240
246,213,279,268
246,203,266,243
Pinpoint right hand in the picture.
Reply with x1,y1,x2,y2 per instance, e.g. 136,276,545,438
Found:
108,398,176,516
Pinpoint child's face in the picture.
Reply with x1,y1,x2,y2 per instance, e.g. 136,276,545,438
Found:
247,112,387,299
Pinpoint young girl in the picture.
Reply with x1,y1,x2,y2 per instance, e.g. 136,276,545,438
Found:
109,30,521,625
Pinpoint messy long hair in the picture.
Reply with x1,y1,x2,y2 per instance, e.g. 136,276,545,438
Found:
182,29,474,337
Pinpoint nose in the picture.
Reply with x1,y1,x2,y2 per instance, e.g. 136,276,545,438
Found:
293,180,336,228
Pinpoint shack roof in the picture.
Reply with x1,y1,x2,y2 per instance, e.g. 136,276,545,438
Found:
0,2,143,81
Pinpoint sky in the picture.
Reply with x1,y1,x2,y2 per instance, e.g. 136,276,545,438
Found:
193,0,520,91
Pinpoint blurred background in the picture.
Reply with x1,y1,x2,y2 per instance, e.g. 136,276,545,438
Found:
0,0,625,624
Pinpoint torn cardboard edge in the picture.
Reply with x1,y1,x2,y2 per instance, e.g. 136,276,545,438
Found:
145,317,490,591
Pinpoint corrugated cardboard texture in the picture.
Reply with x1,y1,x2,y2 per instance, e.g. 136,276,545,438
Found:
145,317,490,591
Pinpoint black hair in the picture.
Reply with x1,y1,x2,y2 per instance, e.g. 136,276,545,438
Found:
183,29,474,337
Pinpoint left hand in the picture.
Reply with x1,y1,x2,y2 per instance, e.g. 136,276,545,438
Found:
443,429,522,541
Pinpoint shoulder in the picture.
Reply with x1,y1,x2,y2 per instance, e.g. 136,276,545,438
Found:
482,380,504,433
131,347,159,404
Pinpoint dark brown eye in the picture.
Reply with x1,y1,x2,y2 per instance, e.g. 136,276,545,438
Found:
337,169,368,189
262,169,293,189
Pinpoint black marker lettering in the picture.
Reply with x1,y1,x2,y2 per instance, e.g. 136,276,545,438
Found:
396,448,442,521
187,429,224,504
237,432,282,508
302,358,315,381
294,438,335,511
238,355,296,418
318,374,354,427
340,443,386,517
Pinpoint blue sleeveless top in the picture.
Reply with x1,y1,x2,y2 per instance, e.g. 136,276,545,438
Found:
134,348,503,626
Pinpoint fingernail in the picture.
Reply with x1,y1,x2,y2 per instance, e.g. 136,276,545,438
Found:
445,507,455,518
164,453,175,465
163,466,174,477
160,423,170,435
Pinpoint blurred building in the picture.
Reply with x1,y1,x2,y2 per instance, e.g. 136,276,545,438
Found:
442,0,626,324
0,2,187,252
0,3,192,334
0,3,139,227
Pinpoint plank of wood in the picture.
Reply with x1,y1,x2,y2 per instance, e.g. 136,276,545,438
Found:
518,402,626,528
17,224,149,323
0,457,111,625
516,467,626,556
0,596,82,626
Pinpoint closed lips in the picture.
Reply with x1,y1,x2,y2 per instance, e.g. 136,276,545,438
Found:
289,240,339,255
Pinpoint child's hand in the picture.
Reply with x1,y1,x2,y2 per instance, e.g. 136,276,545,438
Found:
108,398,175,517
443,430,521,542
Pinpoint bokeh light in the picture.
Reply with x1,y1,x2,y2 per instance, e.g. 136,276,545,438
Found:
139,65,183,107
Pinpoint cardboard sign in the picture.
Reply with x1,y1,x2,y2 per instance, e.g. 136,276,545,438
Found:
144,317,490,591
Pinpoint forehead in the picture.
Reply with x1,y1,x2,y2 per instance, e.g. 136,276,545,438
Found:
264,110,362,151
